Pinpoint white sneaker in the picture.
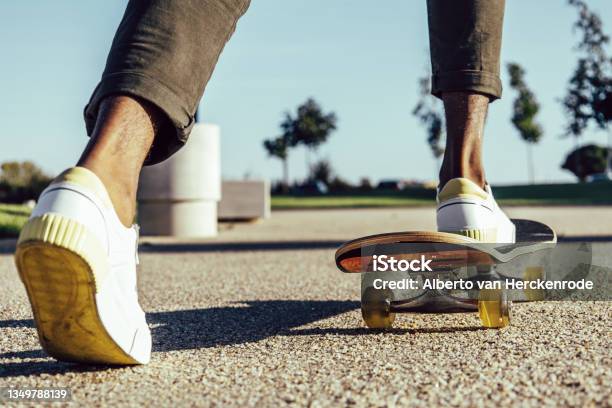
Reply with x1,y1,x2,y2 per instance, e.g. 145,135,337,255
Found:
14,167,151,365
436,178,515,243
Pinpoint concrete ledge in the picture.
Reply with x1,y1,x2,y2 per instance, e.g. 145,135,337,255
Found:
218,180,270,221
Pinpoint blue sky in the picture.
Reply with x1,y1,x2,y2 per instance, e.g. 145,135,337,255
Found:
1,1,610,185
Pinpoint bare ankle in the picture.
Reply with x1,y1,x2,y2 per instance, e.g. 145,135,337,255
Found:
439,165,485,189
78,95,160,227
439,92,489,189
81,165,138,226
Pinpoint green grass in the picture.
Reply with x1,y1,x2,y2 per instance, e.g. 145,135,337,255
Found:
271,195,609,209
272,195,433,209
0,204,30,238
272,182,612,209
492,182,612,203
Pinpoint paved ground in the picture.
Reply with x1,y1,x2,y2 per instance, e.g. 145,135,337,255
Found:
0,207,610,406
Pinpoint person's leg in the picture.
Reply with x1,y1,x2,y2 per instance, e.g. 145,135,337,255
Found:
77,96,159,227
426,0,505,188
427,0,514,243
439,92,489,188
82,0,251,226
16,0,250,365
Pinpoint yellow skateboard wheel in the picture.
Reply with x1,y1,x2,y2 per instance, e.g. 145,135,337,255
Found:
523,266,545,301
478,289,511,328
361,287,395,329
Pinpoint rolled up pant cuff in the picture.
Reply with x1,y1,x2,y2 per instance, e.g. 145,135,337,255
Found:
431,70,502,101
84,72,194,165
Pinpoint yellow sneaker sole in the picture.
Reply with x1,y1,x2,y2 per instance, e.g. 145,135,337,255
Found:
15,214,139,365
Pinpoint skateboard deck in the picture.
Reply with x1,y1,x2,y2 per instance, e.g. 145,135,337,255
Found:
335,219,556,274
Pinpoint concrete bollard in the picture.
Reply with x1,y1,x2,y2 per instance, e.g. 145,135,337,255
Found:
137,123,221,237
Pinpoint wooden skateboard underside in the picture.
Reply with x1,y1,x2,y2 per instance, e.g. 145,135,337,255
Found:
335,219,556,273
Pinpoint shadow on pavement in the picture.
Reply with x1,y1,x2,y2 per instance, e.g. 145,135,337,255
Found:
0,300,488,378
0,319,127,378
149,300,359,351
0,361,124,378
0,300,358,378
139,240,344,253
0,319,34,328
284,326,486,336
0,349,46,359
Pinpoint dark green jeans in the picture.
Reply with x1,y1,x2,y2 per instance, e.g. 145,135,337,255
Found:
84,0,505,165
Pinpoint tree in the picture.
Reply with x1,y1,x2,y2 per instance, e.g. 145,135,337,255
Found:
507,63,544,184
263,135,291,192
327,176,352,193
358,177,373,191
413,75,445,170
563,0,611,170
264,99,337,189
0,161,52,203
287,98,337,168
305,158,355,193
308,159,334,186
561,144,608,181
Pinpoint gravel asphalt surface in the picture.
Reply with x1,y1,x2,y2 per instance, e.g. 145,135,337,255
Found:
0,207,610,406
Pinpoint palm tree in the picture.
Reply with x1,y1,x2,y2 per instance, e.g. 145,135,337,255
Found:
263,134,291,192
507,63,543,184
264,99,338,189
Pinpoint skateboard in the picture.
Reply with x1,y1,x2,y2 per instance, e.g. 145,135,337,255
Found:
334,219,556,329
